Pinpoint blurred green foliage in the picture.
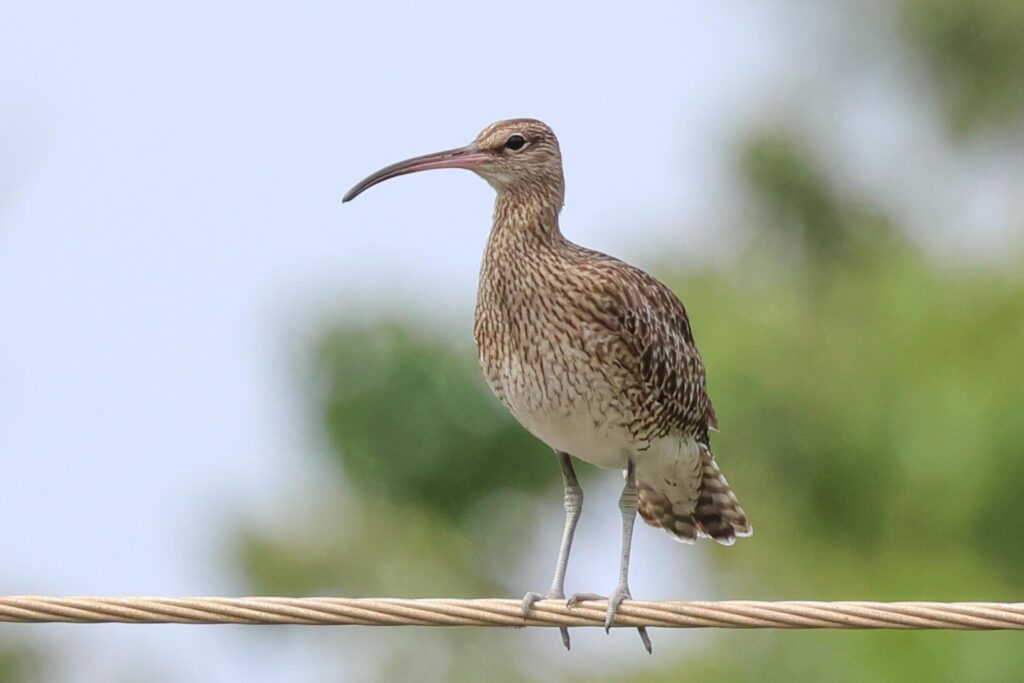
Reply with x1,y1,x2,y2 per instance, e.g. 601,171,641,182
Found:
742,133,851,261
238,327,552,602
740,131,897,266
0,637,43,683
234,1,1024,681
237,154,1024,680
315,326,551,521
901,0,1024,135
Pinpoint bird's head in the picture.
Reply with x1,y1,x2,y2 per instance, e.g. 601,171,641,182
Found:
343,118,564,203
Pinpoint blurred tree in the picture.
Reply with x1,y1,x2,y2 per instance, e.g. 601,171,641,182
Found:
236,195,1024,682
232,1,1024,680
900,0,1024,136
236,326,553,599
739,131,899,267
0,635,44,682
741,132,849,262
315,325,551,521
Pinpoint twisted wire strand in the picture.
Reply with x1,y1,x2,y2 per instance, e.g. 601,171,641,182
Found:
2,597,1024,629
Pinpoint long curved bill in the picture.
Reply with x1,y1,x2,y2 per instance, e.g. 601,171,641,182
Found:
342,145,489,203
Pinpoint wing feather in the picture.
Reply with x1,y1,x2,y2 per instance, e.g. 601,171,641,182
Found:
575,250,716,441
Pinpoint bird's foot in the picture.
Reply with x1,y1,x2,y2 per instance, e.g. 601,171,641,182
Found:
521,590,571,651
567,588,652,653
604,585,630,631
566,591,605,607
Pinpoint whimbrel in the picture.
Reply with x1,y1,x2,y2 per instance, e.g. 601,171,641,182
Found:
343,119,751,652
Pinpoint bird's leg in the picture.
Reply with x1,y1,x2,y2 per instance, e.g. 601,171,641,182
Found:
610,459,651,651
522,450,582,650
569,459,651,653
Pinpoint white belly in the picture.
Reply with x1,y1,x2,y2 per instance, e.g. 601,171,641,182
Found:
488,342,634,468
513,405,631,468
512,403,703,511
480,328,704,508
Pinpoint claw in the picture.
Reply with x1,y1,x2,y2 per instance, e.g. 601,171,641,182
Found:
521,591,544,619
558,625,570,650
603,588,628,632
522,590,572,651
637,627,652,654
600,587,653,654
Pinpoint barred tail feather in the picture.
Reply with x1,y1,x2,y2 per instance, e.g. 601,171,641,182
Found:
638,443,751,545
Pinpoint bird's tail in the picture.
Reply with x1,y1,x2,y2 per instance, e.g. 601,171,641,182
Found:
638,443,751,545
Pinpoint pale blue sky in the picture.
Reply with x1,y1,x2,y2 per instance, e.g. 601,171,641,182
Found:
1,1,1020,680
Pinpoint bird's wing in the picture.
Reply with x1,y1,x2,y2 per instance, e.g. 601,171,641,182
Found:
581,255,716,441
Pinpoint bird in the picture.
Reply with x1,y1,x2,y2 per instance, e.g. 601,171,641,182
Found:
342,118,751,653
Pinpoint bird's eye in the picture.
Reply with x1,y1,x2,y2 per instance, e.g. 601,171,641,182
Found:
504,134,526,151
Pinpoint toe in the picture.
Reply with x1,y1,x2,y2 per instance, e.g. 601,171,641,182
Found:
521,591,544,618
567,592,605,607
637,627,652,654
604,589,629,632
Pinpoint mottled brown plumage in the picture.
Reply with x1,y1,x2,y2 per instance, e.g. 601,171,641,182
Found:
343,118,750,652
470,120,749,545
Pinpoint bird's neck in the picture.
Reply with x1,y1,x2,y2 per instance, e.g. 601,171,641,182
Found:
488,183,565,250
477,185,568,330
